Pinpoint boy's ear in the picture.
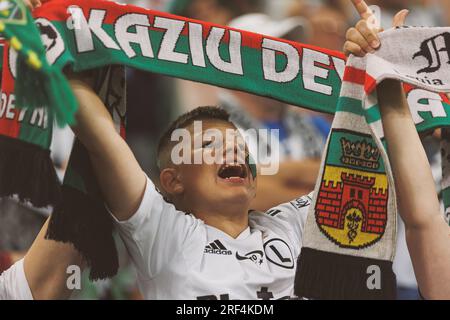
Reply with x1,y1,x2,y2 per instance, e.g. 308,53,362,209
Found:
159,167,184,196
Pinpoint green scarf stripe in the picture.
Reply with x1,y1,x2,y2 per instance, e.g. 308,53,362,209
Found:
442,186,450,206
337,98,402,127
364,101,450,133
324,129,387,173
414,101,450,133
17,109,53,148
0,2,76,126
336,96,364,115
365,104,382,124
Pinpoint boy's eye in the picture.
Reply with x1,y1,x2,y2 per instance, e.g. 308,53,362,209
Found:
202,140,213,148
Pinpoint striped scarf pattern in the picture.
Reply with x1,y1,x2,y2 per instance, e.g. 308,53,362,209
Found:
296,27,450,299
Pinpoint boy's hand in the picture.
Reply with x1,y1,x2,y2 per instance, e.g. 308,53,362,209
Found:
344,0,409,57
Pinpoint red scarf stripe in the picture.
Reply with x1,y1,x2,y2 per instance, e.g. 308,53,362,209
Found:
364,73,377,95
343,66,366,86
0,42,21,138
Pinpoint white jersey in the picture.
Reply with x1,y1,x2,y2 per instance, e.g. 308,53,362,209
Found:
0,259,33,300
113,177,312,300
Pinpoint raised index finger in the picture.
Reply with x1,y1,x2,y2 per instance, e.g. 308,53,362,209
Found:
351,0,374,20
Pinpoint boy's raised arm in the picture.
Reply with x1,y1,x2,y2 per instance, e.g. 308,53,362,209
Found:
69,76,147,221
377,81,450,299
23,219,83,299
346,0,450,299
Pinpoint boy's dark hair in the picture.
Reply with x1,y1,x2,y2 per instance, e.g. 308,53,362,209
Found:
157,106,233,169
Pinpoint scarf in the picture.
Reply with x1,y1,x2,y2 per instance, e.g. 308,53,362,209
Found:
0,0,75,208
1,0,449,285
295,27,450,299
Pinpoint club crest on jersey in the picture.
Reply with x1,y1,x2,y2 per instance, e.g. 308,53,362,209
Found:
235,250,264,265
315,130,388,249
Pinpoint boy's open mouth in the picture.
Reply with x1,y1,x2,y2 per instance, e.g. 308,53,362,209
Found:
217,163,248,180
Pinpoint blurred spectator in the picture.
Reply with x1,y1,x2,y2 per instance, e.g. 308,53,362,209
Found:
0,200,48,276
289,0,348,51
438,0,450,25
180,0,264,24
121,0,169,10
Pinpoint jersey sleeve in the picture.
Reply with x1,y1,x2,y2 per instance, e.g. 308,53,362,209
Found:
0,259,33,300
111,176,202,280
264,192,313,246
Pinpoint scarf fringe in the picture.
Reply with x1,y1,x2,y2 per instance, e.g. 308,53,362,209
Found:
45,185,119,281
294,247,397,300
0,135,60,207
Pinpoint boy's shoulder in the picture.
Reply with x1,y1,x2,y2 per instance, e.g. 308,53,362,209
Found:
287,192,314,212
249,192,313,222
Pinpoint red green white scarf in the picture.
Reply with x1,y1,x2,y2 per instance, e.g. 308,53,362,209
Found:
296,27,450,299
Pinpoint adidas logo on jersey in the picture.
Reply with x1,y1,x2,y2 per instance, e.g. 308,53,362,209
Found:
204,240,232,255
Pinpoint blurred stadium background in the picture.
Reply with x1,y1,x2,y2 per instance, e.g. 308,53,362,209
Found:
1,0,448,300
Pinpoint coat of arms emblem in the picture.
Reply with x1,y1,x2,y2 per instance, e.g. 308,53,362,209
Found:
315,129,388,249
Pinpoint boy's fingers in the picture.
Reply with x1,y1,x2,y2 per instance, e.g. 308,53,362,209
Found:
393,9,409,28
343,41,366,57
346,27,373,53
355,20,380,49
351,0,374,20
